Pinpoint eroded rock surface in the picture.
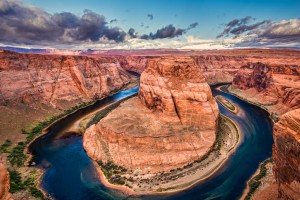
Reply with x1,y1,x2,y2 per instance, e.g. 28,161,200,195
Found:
273,109,300,200
0,164,12,200
84,56,219,174
231,62,300,116
0,51,132,109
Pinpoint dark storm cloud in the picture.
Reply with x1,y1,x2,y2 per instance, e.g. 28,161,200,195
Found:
51,12,80,28
0,0,126,44
141,22,198,40
147,14,153,20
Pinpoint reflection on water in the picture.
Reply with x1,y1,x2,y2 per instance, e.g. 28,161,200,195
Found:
29,84,273,200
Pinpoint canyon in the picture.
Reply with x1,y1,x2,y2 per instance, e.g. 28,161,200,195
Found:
0,48,300,199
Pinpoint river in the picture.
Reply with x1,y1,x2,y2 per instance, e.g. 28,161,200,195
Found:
28,84,273,200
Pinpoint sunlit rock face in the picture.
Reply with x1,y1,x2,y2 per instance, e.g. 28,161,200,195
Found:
84,56,219,174
0,164,12,200
273,108,300,200
232,62,300,115
0,50,132,109
138,56,219,130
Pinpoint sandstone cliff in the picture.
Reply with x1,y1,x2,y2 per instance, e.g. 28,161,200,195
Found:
273,109,300,200
0,164,12,200
0,51,133,109
115,49,300,86
231,62,300,116
84,56,219,174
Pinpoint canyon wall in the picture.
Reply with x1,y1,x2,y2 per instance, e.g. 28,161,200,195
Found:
84,56,219,174
0,164,12,200
231,62,300,116
273,109,300,200
0,51,133,109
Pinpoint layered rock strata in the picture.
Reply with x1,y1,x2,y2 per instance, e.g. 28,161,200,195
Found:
231,62,300,116
84,56,219,174
0,51,133,109
273,109,300,200
0,164,12,200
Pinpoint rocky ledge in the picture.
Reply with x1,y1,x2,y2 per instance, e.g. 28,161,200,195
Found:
273,108,300,200
83,56,219,191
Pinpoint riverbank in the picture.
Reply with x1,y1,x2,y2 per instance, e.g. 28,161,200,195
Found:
91,114,241,195
241,158,279,200
217,84,278,200
226,86,280,123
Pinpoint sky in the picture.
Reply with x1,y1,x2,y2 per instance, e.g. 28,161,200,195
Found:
0,0,300,49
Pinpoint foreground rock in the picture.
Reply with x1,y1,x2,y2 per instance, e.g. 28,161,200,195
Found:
273,109,300,200
84,57,219,184
0,164,12,200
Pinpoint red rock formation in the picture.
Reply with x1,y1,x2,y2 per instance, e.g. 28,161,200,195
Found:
231,62,300,116
0,164,12,200
117,56,149,74
193,55,246,85
0,51,133,109
273,109,300,200
233,62,272,92
84,56,219,174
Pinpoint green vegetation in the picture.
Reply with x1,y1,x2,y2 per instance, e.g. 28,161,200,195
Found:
98,161,127,185
8,169,45,199
86,94,136,128
244,158,273,200
0,139,12,153
8,169,25,192
2,99,104,199
1,84,136,199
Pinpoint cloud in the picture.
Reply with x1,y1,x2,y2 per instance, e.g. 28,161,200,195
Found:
187,22,199,30
217,16,270,38
217,16,300,47
0,0,127,44
140,22,199,40
128,28,137,38
147,14,153,20
109,19,118,23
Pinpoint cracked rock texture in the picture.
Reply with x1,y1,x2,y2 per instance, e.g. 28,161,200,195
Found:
0,51,132,109
83,56,219,174
273,109,300,200
232,62,300,116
